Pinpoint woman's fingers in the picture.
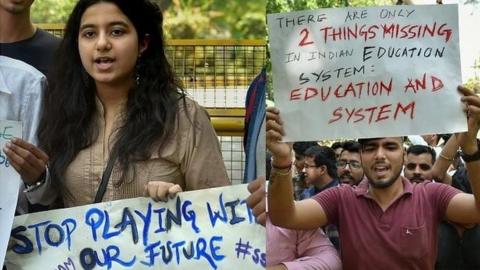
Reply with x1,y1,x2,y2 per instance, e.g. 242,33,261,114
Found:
168,184,183,199
144,181,182,202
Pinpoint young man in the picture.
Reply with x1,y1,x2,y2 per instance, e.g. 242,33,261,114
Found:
300,145,339,199
404,144,436,183
292,142,318,200
0,56,51,215
264,86,480,270
300,145,341,249
337,140,364,186
0,0,60,75
0,0,60,214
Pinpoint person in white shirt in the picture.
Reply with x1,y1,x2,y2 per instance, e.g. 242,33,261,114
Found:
0,55,52,214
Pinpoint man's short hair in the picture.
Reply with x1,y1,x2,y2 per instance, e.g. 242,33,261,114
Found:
304,145,338,178
407,145,437,164
331,141,343,150
358,137,407,147
341,140,361,154
293,141,318,156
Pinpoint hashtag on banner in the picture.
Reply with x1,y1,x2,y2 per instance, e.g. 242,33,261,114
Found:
235,238,252,259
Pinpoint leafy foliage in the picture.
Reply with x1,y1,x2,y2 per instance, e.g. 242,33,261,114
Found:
31,0,77,24
31,0,266,39
162,0,266,39
266,0,394,14
466,56,480,92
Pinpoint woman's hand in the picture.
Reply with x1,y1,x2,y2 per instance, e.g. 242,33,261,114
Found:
3,138,48,185
144,181,183,202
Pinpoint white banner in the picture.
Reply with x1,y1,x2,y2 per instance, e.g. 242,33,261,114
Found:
268,4,465,141
0,120,22,268
5,184,265,270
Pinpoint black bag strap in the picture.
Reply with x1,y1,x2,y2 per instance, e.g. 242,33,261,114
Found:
94,155,116,203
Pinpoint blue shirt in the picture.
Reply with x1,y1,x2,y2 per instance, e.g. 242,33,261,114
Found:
300,178,340,200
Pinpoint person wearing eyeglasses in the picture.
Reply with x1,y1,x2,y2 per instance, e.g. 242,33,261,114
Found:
261,85,480,270
292,141,318,200
337,140,364,186
403,144,437,184
299,145,341,250
300,145,340,200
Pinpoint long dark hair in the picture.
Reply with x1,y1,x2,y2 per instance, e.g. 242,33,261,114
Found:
38,0,185,191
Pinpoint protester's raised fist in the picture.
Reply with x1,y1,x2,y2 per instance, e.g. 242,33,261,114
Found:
266,107,292,166
458,85,480,142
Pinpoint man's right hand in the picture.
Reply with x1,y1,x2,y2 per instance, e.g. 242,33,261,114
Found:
266,107,292,166
3,138,48,185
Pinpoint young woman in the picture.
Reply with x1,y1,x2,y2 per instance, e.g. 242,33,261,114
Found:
4,0,230,208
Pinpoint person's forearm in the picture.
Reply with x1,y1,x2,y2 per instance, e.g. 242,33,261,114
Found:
268,159,296,228
463,139,480,207
432,135,459,184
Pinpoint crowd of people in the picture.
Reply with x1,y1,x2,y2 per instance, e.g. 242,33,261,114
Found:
2,0,480,269
247,87,480,269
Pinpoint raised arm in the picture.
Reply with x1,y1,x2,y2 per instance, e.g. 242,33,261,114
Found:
445,86,480,224
432,134,459,184
266,107,328,230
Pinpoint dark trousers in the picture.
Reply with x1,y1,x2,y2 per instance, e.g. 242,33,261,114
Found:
436,222,480,270
461,225,480,268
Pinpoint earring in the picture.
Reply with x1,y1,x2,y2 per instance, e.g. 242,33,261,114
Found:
135,58,141,86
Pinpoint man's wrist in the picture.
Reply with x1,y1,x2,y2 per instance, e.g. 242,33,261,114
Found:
460,137,480,163
461,138,479,155
271,157,292,169
270,165,292,178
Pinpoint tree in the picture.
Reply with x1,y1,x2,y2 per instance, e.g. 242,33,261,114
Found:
267,0,393,14
163,0,266,39
31,0,76,23
31,0,266,39
466,56,480,92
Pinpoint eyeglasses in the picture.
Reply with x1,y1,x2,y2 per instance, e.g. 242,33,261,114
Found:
337,160,362,169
